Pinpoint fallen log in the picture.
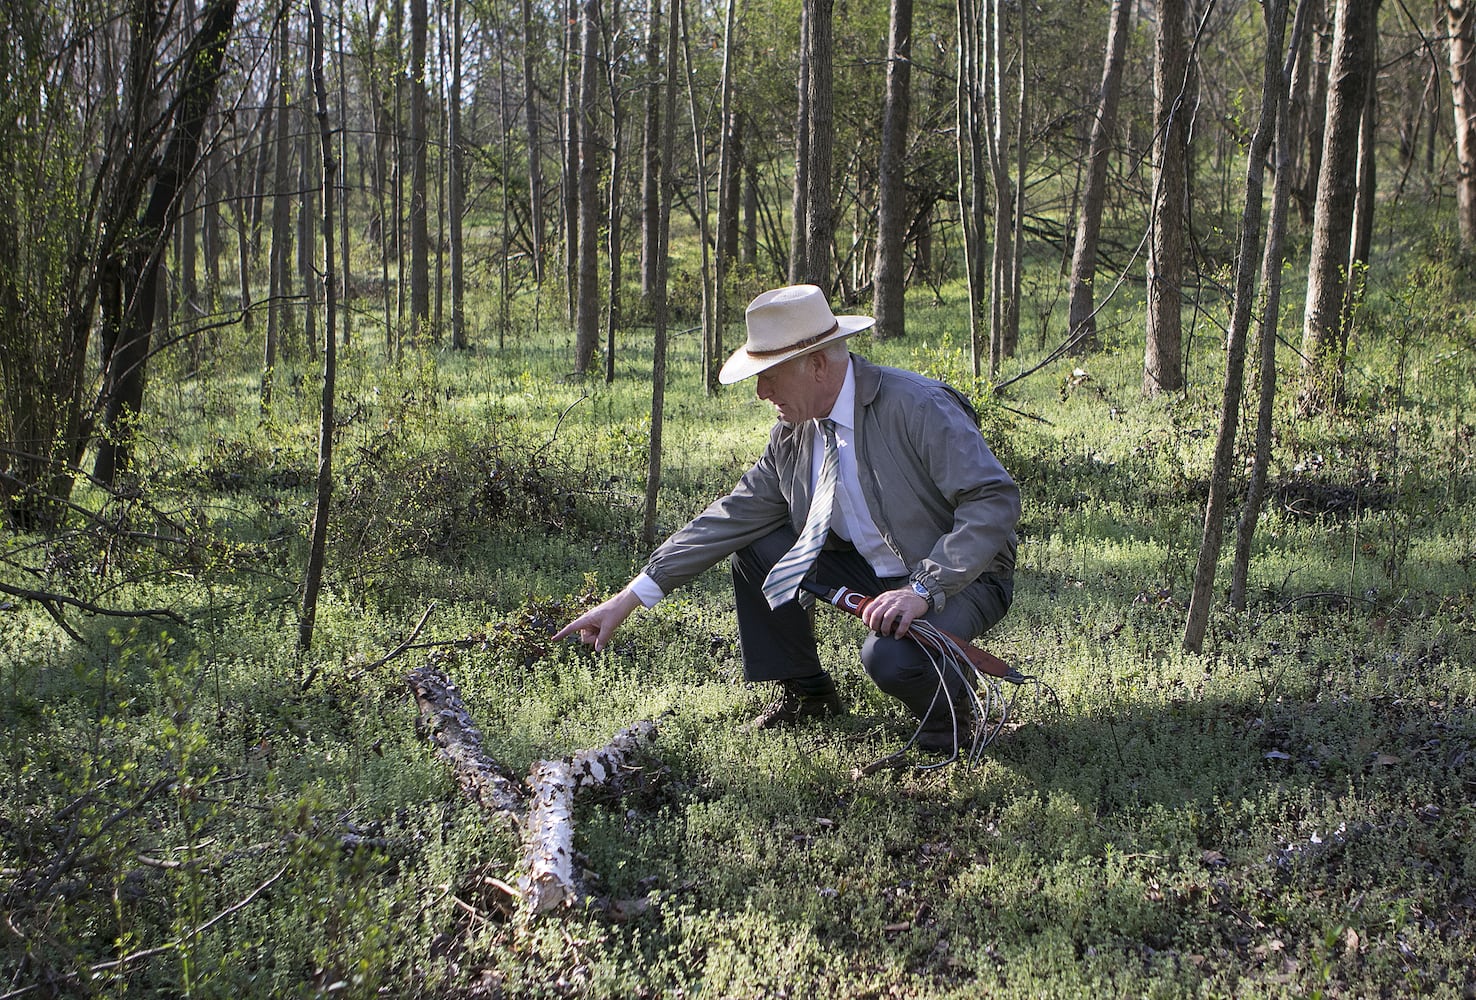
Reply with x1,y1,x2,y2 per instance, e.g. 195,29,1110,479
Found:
406,662,658,917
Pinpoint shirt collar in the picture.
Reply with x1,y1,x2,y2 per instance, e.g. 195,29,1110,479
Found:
822,355,856,431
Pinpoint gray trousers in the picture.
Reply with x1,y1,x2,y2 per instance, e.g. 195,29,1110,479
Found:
731,526,1012,720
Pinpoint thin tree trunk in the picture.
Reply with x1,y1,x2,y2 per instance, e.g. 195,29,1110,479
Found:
264,9,294,410
298,125,318,363
573,0,602,375
522,0,547,283
1145,0,1187,397
956,0,987,378
1184,0,1296,653
872,0,913,341
639,0,662,301
449,0,467,349
1451,0,1476,246
1231,1,1309,610
408,0,430,338
679,0,716,392
563,0,581,321
1067,0,1131,356
788,1,810,284
336,0,352,347
642,0,679,548
603,0,627,385
802,0,834,289
300,0,339,652
712,0,738,380
984,0,1016,374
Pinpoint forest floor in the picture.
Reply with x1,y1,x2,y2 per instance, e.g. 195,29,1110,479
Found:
3,274,1476,998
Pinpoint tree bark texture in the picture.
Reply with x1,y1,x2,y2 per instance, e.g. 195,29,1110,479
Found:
1145,0,1188,397
406,663,658,917
1231,0,1313,612
1451,0,1476,246
522,0,548,284
408,0,431,336
1067,0,1131,356
1184,0,1296,653
801,0,835,289
1299,0,1381,413
299,0,339,652
93,0,238,486
788,1,811,284
872,0,914,341
573,0,602,376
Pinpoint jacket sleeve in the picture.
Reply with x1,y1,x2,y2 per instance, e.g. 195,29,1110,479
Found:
640,423,797,595
907,390,1020,602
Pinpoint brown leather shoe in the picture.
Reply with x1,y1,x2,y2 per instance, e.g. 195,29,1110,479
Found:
746,677,844,730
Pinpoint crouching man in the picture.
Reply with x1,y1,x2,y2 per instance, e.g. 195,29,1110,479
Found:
554,284,1020,752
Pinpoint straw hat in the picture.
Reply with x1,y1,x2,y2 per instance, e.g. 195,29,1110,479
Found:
718,284,875,384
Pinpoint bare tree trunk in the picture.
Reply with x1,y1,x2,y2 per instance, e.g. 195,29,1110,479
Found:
264,9,294,410
1290,0,1331,224
499,15,513,349
1144,0,1187,397
872,0,913,341
573,0,602,376
956,0,988,378
1451,0,1476,246
1231,2,1309,610
300,0,339,652
639,0,662,301
642,0,679,549
712,0,738,377
94,0,238,486
298,124,319,363
336,0,352,347
563,0,581,321
1184,0,1299,653
408,0,430,339
679,0,716,392
1299,0,1381,413
603,0,628,385
521,0,547,284
449,0,467,349
1067,0,1131,356
802,0,834,289
788,1,811,285
984,0,1016,374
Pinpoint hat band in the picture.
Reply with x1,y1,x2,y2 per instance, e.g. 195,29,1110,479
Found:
744,322,840,359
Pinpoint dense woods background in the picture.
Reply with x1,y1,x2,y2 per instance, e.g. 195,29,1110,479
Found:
4,0,1476,995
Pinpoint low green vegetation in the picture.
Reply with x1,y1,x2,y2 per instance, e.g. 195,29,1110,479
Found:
4,244,1475,998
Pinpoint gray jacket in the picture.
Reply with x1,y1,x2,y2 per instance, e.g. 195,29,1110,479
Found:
642,354,1020,611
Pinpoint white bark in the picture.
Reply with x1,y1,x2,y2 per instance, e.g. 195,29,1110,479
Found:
408,664,659,917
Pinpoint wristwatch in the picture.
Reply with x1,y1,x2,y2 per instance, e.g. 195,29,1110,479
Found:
910,580,933,609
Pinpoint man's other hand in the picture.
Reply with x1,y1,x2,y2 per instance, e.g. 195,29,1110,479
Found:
861,588,929,638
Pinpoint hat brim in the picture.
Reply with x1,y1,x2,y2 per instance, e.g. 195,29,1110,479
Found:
717,314,875,384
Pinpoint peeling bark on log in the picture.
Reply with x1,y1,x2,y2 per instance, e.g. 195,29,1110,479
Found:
519,758,577,913
406,665,526,820
407,663,658,917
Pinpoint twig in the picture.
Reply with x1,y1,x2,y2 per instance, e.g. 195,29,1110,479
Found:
306,600,438,692
543,394,589,450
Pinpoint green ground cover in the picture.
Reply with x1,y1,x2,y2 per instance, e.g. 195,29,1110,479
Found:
4,257,1475,998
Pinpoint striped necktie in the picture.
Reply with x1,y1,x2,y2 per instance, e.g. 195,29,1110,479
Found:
763,419,839,609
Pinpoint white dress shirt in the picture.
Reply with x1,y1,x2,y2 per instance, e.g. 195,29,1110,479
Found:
629,357,906,608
